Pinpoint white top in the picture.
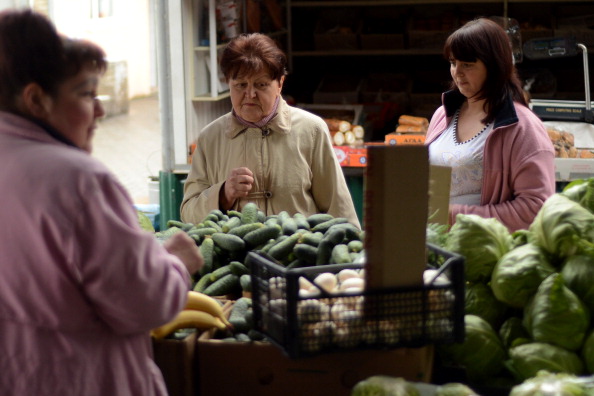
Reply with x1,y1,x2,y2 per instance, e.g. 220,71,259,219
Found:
428,110,493,206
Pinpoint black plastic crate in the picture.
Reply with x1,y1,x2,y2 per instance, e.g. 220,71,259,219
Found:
246,243,465,358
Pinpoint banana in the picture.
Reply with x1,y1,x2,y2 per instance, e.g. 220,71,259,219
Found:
185,290,232,327
151,309,227,339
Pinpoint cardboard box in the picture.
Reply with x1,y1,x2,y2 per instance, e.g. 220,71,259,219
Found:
384,133,426,145
363,146,429,289
333,146,368,167
196,336,434,396
152,331,198,396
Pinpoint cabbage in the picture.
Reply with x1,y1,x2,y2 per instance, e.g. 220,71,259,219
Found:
350,376,420,396
528,194,594,262
507,343,584,381
464,282,508,330
438,315,507,381
561,255,594,314
509,370,589,396
490,243,556,308
446,214,514,282
499,316,531,349
523,273,590,351
562,178,594,214
435,383,479,396
581,330,594,374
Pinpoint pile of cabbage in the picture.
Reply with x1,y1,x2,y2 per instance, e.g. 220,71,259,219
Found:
432,178,594,387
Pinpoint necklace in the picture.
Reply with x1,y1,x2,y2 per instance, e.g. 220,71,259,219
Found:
453,109,490,145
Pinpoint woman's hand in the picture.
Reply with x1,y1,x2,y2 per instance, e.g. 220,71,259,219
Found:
220,167,254,210
163,232,204,275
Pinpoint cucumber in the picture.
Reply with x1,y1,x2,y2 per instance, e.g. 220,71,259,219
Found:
227,210,242,218
221,216,242,233
199,237,215,275
241,202,259,224
193,273,213,293
187,227,217,239
328,222,363,241
311,217,349,233
264,217,280,227
239,274,252,292
348,239,364,253
306,213,334,228
228,222,264,238
268,232,301,261
300,231,324,247
209,209,225,221
293,213,311,230
211,232,246,252
315,228,346,266
331,244,351,264
165,220,194,231
203,220,222,232
243,224,282,247
203,273,240,296
281,217,298,236
229,261,249,276
293,243,318,265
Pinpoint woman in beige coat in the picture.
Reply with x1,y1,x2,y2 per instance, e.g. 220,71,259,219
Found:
181,33,360,228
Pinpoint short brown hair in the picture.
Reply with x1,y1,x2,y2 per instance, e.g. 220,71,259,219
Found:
220,33,287,82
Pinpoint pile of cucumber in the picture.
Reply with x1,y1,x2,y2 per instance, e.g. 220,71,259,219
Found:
155,203,365,298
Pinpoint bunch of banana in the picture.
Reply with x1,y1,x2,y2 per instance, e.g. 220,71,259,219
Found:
151,291,232,339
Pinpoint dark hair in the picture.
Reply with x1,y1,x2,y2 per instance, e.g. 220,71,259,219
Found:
443,18,527,123
0,8,106,112
220,33,287,82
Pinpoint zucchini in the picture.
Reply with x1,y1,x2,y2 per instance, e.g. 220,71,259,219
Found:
211,232,246,252
243,224,282,247
203,273,240,296
241,202,259,224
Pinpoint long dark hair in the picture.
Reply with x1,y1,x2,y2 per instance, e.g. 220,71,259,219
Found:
443,18,527,123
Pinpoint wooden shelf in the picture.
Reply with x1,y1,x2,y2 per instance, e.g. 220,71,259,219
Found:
291,0,593,6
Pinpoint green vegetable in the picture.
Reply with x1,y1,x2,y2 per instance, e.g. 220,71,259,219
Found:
561,254,594,314
239,274,252,292
243,224,281,247
241,202,259,224
221,216,242,233
464,282,508,330
446,214,513,282
311,217,348,233
199,237,215,275
507,342,584,381
351,376,420,396
561,177,594,214
490,243,556,308
499,317,531,349
137,210,155,232
228,297,252,333
203,273,239,296
293,243,318,266
211,232,246,252
581,330,594,374
509,371,588,396
435,383,479,396
268,232,301,261
438,315,506,381
330,244,351,264
306,213,334,228
528,194,594,262
523,273,589,351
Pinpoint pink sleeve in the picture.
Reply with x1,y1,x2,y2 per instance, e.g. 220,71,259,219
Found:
74,174,190,335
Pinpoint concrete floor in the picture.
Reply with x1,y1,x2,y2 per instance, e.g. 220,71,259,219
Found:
92,94,162,204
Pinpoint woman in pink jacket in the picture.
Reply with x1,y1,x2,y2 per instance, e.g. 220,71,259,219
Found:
426,18,556,232
0,9,202,395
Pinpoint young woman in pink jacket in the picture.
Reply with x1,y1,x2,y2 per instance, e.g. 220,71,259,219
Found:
0,9,202,395
426,18,556,232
